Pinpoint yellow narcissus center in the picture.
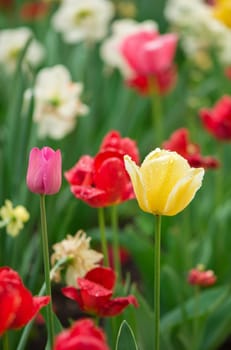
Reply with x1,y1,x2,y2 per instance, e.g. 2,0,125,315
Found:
124,148,204,216
213,0,231,28
74,9,92,24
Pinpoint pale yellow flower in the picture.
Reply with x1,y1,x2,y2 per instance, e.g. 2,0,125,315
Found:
213,0,231,29
51,230,103,286
0,200,30,236
124,148,204,216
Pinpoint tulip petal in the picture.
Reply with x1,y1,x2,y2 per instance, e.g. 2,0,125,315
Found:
163,167,204,215
124,155,150,212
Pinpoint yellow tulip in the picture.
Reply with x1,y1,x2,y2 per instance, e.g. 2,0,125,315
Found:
124,148,204,216
213,0,231,29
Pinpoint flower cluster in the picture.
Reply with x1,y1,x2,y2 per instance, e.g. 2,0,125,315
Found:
0,200,29,237
188,265,217,287
65,130,140,207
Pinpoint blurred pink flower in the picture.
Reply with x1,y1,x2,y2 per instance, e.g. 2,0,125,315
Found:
188,266,217,287
26,147,62,195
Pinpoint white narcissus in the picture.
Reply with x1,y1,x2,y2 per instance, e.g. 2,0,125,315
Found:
52,0,114,43
0,27,44,72
51,231,103,287
25,65,89,139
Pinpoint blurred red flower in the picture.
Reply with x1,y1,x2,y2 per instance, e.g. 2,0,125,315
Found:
199,95,231,140
120,30,178,95
188,266,217,287
0,267,50,336
65,130,140,207
163,128,219,169
54,318,110,350
20,1,49,21
62,266,138,317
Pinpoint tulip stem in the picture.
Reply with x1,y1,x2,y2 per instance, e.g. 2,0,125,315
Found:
40,194,54,349
3,333,9,350
98,207,109,266
154,214,162,350
111,205,122,280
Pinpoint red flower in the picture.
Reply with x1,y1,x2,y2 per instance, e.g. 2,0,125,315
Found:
120,30,178,95
65,130,140,207
163,128,219,169
54,318,110,350
188,266,217,287
62,266,138,317
20,1,49,21
0,267,50,336
199,95,231,140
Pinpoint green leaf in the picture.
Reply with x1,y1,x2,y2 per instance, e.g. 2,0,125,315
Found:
116,320,139,350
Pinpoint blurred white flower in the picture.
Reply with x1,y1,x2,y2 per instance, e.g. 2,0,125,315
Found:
0,200,30,237
100,19,158,78
26,65,89,139
0,27,44,72
51,230,103,286
164,0,231,66
52,0,114,43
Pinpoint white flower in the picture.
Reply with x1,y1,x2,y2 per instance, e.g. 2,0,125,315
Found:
100,19,158,78
0,27,44,72
0,200,30,237
52,0,114,43
26,65,89,139
164,0,231,65
51,230,103,286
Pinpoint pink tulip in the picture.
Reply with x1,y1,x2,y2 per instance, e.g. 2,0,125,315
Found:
26,147,62,195
120,31,178,76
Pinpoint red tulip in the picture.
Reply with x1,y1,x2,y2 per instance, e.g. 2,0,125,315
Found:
20,1,49,21
54,318,110,350
163,128,219,169
120,30,178,95
188,267,217,287
26,147,62,195
199,95,231,140
0,267,50,336
62,266,138,317
65,131,139,207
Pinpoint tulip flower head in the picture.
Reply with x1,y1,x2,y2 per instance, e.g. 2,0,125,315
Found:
62,266,138,317
65,130,139,207
54,318,110,350
26,147,62,195
199,95,231,141
124,148,204,216
0,267,50,335
163,128,219,169
188,265,217,287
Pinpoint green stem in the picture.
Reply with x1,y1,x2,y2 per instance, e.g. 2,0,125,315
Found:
3,332,9,350
98,207,109,266
192,286,200,350
154,215,162,350
40,194,54,349
110,205,122,279
215,142,224,208
149,77,163,146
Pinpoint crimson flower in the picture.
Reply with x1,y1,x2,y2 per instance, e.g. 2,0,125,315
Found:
54,318,110,350
188,266,217,287
120,30,178,95
20,1,49,21
163,128,219,169
199,95,231,140
62,266,138,317
0,267,50,336
26,147,62,195
65,130,140,207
